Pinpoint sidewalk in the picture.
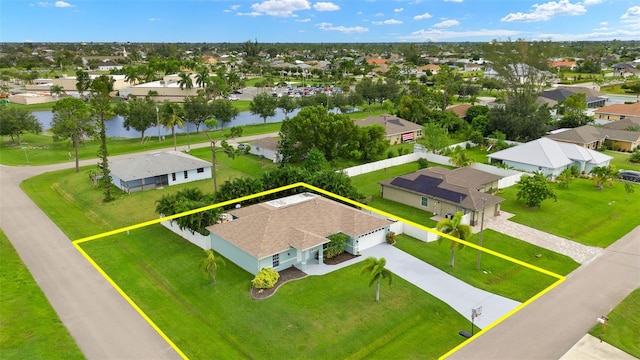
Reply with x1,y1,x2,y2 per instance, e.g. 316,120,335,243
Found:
305,243,521,329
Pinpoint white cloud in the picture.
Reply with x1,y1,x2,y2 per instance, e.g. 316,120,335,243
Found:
251,0,310,17
394,8,404,13
402,28,518,41
433,19,459,28
621,6,640,20
501,0,586,22
38,1,74,7
357,11,362,15
316,22,369,33
375,12,384,17
314,2,339,12
296,18,311,22
413,12,432,20
372,19,403,25
238,11,263,17
148,17,160,22
599,21,608,26
444,0,463,2
582,0,603,5
231,5,240,10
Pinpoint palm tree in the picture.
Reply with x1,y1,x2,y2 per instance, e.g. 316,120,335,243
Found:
195,68,211,93
200,249,225,284
436,211,472,268
589,165,618,190
360,257,393,302
177,72,193,91
449,149,473,167
124,66,141,85
49,84,65,101
159,102,184,150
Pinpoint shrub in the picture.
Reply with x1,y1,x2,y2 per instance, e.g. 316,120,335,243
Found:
417,158,429,169
251,268,280,289
386,231,396,244
324,233,348,259
630,150,640,163
387,150,395,158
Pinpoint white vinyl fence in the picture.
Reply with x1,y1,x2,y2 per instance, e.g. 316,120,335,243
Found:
161,219,211,249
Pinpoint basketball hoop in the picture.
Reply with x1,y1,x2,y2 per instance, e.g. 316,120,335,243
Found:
470,306,482,335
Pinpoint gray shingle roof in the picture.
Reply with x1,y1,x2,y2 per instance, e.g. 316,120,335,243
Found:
206,193,392,259
356,114,423,135
110,151,212,181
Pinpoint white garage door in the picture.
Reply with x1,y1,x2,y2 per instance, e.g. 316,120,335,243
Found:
357,230,386,251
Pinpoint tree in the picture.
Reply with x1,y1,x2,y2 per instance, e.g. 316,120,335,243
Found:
419,123,449,153
360,257,393,302
50,84,65,101
589,165,618,190
397,95,429,124
177,72,193,90
155,188,220,235
194,67,211,94
51,98,94,172
75,69,91,98
200,249,225,284
324,233,348,259
277,94,298,119
204,119,241,192
516,172,557,207
436,211,472,268
278,105,358,163
449,148,473,167
159,102,184,151
354,124,389,161
556,168,573,189
487,95,551,141
210,98,239,129
115,96,157,143
0,106,42,145
249,92,277,124
89,75,115,202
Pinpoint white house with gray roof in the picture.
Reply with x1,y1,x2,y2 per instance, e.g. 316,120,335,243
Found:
110,151,212,193
206,193,393,275
488,137,611,178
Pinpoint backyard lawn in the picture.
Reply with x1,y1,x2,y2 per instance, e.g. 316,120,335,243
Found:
589,287,640,358
0,231,85,360
79,227,475,359
499,178,640,247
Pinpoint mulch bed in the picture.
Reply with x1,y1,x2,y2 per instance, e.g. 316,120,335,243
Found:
250,252,360,300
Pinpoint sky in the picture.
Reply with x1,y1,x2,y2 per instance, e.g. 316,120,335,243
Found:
1,0,639,43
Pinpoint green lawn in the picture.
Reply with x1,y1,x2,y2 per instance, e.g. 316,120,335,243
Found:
394,230,578,302
605,150,640,173
79,228,475,359
589,287,640,358
0,231,85,360
499,178,640,247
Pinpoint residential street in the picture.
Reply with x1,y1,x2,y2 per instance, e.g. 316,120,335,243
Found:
1,136,638,359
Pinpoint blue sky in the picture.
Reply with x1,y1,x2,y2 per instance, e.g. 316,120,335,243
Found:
1,0,639,43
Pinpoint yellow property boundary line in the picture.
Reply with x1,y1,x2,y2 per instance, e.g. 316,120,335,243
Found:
72,182,565,360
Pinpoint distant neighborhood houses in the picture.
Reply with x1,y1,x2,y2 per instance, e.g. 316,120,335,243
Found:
109,151,212,193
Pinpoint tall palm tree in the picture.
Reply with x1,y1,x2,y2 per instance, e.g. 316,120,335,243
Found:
436,211,472,268
589,165,618,190
177,72,193,91
200,249,225,284
49,84,65,101
449,149,473,167
159,102,184,150
360,256,393,302
195,67,211,93
124,66,141,85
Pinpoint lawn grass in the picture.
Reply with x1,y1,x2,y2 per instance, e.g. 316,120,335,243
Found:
498,178,640,247
394,230,578,302
604,150,640,172
589,287,640,358
0,122,281,166
0,231,85,360
79,226,475,359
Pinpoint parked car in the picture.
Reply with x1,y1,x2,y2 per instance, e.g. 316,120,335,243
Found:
619,170,640,182
237,143,249,151
227,95,239,101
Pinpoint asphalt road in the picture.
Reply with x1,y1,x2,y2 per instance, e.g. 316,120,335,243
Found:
448,226,640,360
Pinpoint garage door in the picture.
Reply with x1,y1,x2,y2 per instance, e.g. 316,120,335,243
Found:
357,229,386,251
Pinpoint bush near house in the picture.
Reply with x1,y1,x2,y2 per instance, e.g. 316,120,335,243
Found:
251,268,280,289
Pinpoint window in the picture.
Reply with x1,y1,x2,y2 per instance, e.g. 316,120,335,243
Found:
184,171,188,179
171,173,176,181
197,168,204,173
421,196,428,207
272,254,280,268
620,115,626,120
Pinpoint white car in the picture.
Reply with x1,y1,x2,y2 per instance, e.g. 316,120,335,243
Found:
227,95,239,101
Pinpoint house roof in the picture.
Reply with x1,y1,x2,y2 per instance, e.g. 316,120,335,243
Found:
488,137,612,168
602,118,640,130
206,193,392,259
539,88,604,105
546,125,605,145
110,151,211,181
356,114,423,135
379,167,504,211
594,102,640,117
550,60,576,68
249,136,280,151
446,104,472,118
367,58,388,65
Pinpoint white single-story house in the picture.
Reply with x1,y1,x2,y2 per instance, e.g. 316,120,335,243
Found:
488,137,612,178
110,151,212,193
248,137,281,163
206,193,393,275
379,167,505,226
